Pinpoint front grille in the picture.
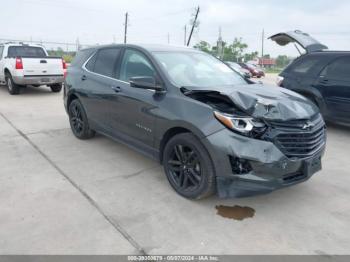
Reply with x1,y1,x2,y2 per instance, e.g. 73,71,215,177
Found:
275,125,326,158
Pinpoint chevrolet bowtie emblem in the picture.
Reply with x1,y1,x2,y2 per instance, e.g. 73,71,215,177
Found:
302,121,314,130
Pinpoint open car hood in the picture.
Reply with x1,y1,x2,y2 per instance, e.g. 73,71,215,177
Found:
269,30,328,53
184,84,318,121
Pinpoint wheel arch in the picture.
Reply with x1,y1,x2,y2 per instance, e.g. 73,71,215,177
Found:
67,93,79,109
298,89,326,113
159,126,198,164
4,68,11,76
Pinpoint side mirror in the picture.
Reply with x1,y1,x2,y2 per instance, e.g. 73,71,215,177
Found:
129,76,164,92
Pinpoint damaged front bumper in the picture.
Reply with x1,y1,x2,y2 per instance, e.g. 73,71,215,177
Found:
202,126,326,198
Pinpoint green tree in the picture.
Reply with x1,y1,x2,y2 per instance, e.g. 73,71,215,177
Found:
243,51,259,62
194,41,211,53
221,38,248,62
276,55,291,68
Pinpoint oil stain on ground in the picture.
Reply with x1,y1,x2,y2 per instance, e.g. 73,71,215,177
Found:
215,205,255,221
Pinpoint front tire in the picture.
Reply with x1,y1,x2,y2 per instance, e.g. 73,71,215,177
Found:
68,99,95,140
5,73,20,95
163,133,216,199
50,83,63,93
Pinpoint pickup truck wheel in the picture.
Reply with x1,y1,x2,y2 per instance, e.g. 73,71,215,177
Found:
50,83,62,93
163,133,216,200
5,73,20,95
68,99,95,140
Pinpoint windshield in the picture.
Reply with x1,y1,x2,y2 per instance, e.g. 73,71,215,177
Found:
153,51,246,88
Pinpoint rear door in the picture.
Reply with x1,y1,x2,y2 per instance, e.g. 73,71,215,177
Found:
315,56,350,119
79,47,122,131
269,30,328,53
8,46,63,76
21,58,63,77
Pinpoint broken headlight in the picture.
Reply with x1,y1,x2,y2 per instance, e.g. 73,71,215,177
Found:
214,111,267,138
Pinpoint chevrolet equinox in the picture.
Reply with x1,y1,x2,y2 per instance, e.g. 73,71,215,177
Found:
64,44,326,199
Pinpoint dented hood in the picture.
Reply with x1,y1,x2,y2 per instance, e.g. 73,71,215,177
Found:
186,84,318,121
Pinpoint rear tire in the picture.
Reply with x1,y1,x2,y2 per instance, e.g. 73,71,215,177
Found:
50,83,63,93
68,99,95,140
5,73,20,95
163,133,216,199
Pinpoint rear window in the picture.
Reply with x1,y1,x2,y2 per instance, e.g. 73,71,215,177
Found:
8,46,46,58
289,56,319,74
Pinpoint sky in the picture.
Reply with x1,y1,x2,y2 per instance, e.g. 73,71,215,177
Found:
1,0,350,57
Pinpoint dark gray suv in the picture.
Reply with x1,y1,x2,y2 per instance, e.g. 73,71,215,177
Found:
64,44,326,199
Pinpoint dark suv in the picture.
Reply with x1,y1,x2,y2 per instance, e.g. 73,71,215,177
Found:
270,30,350,125
64,44,326,199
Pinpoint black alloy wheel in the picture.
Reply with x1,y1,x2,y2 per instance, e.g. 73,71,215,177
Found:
68,99,95,139
163,133,216,199
167,144,202,191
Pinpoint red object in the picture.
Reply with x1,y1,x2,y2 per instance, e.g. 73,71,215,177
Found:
62,59,67,69
258,58,276,66
15,57,23,70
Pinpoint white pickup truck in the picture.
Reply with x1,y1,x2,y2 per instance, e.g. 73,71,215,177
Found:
0,43,66,95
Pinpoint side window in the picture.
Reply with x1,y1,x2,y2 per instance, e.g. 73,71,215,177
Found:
0,46,4,59
120,49,156,82
290,56,319,74
85,52,97,71
92,48,120,78
321,57,350,81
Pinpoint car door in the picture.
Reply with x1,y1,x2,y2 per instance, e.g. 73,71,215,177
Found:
315,56,350,120
79,47,122,131
269,30,328,53
110,48,160,150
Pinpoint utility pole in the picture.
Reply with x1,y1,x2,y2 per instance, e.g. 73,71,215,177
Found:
167,33,170,44
217,27,224,60
184,25,187,46
261,28,265,67
187,6,200,46
124,12,128,44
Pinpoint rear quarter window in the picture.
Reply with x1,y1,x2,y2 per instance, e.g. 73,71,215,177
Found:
289,56,320,74
71,49,96,67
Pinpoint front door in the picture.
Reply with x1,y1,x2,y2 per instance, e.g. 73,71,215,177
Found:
110,48,160,149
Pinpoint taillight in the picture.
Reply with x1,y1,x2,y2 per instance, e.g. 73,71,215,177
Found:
15,57,23,70
62,59,67,69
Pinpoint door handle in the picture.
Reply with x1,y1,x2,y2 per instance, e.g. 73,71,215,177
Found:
319,79,329,85
111,86,121,93
81,75,87,81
